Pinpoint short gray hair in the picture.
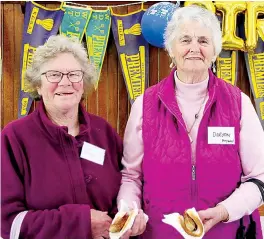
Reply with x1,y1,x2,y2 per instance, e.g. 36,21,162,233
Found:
25,35,97,98
164,5,222,61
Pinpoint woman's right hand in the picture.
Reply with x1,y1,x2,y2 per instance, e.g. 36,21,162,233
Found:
91,209,112,239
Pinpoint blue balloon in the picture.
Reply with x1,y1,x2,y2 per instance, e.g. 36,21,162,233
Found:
141,2,180,48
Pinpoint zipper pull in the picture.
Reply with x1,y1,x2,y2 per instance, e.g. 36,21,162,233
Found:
192,165,196,180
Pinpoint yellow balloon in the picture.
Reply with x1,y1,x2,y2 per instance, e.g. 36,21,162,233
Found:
245,2,264,52
184,1,216,13
214,1,246,51
257,19,264,42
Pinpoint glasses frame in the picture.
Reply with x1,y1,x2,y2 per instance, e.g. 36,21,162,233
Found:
41,70,84,83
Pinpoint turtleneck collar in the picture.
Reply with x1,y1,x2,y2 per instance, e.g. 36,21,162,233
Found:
174,71,209,100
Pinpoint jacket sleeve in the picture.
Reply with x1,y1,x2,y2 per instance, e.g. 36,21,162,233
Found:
117,95,144,210
1,125,92,239
219,93,264,222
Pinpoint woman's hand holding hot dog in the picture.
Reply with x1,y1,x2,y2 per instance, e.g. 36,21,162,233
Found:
120,209,147,238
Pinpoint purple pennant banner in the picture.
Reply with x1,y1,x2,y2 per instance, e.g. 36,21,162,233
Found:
244,38,264,129
240,14,264,129
111,9,149,104
18,2,64,118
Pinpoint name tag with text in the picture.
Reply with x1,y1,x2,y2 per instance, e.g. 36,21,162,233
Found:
80,142,105,165
208,127,235,145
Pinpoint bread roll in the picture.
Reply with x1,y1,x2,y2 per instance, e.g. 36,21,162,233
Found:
179,209,203,237
109,210,136,233
109,213,129,233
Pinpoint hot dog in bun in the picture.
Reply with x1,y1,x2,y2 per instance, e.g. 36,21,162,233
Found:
179,208,203,237
109,210,135,233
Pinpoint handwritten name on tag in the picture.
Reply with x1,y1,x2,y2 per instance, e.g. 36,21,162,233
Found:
80,142,105,165
208,127,235,145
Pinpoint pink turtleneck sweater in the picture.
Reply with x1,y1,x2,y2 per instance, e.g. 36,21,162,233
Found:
118,73,264,222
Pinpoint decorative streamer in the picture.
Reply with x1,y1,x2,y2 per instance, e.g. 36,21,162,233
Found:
111,7,149,104
60,3,92,41
18,1,64,118
85,9,111,87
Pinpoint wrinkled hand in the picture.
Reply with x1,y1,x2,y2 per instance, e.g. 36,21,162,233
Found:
120,209,147,239
91,209,112,239
198,204,229,233
120,229,132,239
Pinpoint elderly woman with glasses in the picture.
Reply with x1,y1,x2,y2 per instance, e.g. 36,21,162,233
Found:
1,35,127,239
118,5,264,239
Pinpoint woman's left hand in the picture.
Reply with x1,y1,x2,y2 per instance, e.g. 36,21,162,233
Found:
198,204,229,233
120,209,147,238
120,229,132,239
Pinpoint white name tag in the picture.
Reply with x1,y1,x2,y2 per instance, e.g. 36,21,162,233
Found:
80,142,105,165
208,127,235,145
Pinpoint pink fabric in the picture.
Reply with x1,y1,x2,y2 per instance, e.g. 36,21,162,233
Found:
117,71,264,222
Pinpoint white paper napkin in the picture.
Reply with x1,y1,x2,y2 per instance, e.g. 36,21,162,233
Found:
162,208,204,239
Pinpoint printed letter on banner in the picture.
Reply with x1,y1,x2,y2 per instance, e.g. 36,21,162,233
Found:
216,51,238,86
86,9,111,87
18,2,64,118
60,4,92,41
111,9,149,104
215,14,239,86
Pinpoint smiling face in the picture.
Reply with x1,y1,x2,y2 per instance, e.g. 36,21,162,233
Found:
171,20,215,74
37,53,84,113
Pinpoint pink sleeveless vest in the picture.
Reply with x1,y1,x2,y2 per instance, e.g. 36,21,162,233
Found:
141,69,262,239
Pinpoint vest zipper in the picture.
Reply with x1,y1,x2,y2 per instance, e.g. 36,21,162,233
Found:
193,89,216,206
159,91,216,207
192,165,196,180
191,153,196,206
158,96,194,202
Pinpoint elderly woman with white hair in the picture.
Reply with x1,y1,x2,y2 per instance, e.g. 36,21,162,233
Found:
1,35,126,239
118,5,264,239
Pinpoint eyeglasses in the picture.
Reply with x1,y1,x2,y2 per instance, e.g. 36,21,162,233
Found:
41,70,84,83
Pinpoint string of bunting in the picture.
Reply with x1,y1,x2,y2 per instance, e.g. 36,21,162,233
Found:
17,1,264,131
63,1,147,8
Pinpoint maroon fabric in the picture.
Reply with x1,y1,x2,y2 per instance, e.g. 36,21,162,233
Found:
1,100,123,239
141,69,262,239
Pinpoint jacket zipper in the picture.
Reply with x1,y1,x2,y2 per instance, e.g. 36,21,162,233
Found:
59,131,77,204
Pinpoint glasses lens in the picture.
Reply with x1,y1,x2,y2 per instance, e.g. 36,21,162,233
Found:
68,71,83,82
46,71,62,82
